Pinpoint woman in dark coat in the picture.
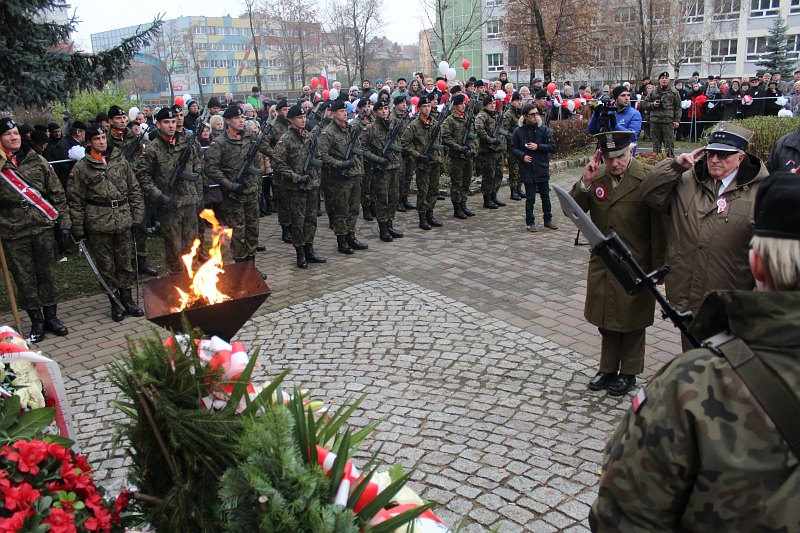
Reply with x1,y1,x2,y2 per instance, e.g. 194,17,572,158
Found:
722,79,743,121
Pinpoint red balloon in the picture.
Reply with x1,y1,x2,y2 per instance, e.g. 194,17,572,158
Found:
573,99,582,109
561,100,569,108
311,77,319,89
463,94,469,104
174,96,185,107
411,96,420,106
546,82,557,95
461,58,470,70
322,89,330,100
437,80,447,91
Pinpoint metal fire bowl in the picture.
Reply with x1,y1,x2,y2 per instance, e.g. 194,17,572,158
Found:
142,262,270,341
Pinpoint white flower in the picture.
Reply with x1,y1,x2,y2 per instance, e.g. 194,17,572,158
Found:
67,145,85,161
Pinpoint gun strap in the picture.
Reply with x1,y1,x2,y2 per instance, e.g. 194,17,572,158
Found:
706,332,800,460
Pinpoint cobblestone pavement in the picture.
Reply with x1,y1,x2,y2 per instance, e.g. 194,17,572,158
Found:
11,167,684,531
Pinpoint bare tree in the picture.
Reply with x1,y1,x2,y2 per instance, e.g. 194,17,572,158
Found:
152,19,189,99
261,0,319,90
326,0,382,84
244,0,264,92
181,23,205,104
420,0,490,65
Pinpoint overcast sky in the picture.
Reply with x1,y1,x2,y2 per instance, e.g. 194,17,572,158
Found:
68,0,424,51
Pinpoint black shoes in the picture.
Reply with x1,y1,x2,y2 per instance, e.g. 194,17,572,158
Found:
588,372,617,391
490,193,506,207
426,210,442,227
109,295,126,322
387,220,403,238
402,197,416,210
256,244,267,252
510,188,521,201
304,243,326,263
378,221,393,242
483,195,498,209
43,304,69,336
26,309,45,343
280,225,292,244
396,201,406,212
453,203,467,219
346,232,369,250
418,212,431,230
544,221,559,230
137,261,158,277
608,374,637,396
295,246,308,269
461,202,476,217
362,204,374,221
337,235,354,255
119,289,144,317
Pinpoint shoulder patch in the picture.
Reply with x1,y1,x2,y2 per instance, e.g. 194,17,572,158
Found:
632,386,647,413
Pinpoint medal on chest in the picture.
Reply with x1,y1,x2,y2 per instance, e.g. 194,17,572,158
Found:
716,196,727,214
594,184,607,200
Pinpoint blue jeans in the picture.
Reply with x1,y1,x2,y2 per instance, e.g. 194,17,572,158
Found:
523,181,552,226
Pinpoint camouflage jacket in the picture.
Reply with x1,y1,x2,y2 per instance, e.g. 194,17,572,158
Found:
502,105,522,150
108,127,143,163
68,147,144,235
441,110,478,160
401,113,442,164
0,145,70,237
138,131,204,207
266,115,289,148
590,290,800,532
318,119,377,179
204,129,270,202
475,109,504,154
365,116,401,170
641,84,682,124
271,127,320,191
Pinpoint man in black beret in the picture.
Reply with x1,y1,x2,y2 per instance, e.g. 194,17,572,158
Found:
0,117,71,342
475,94,506,208
391,95,415,212
641,71,681,155
263,98,293,243
503,91,525,200
441,92,478,219
363,98,403,241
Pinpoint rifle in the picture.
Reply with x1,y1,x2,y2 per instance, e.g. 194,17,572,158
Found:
491,103,510,143
460,103,478,146
421,102,452,160
123,132,145,162
302,128,323,177
380,110,408,162
344,120,365,161
168,131,200,189
234,116,275,183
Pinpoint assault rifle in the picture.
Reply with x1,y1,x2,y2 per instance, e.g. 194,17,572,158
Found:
302,128,323,177
491,103,510,143
460,103,478,146
122,132,145,162
234,116,275,183
421,102,452,161
381,110,408,162
168,131,199,189
344,120,365,161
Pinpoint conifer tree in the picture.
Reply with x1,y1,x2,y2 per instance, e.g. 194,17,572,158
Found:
756,16,795,78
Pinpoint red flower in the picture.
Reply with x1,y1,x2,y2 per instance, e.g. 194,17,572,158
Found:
0,509,32,533
83,505,112,532
1,482,40,511
0,470,10,489
42,507,77,533
4,440,48,476
74,454,92,474
113,490,131,514
47,442,72,464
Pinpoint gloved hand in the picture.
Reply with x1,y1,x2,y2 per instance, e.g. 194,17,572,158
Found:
460,145,470,154
341,159,356,169
490,138,501,145
58,229,71,247
229,182,243,194
417,154,431,164
158,194,178,210
297,174,311,186
375,157,389,167
71,229,84,242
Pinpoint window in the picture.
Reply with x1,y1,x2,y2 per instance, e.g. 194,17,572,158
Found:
485,0,502,7
487,53,503,72
792,0,800,14
614,7,635,23
713,0,740,20
750,0,778,17
613,45,634,66
681,41,702,63
486,19,503,39
788,34,800,59
193,26,206,34
711,38,737,62
686,0,704,23
746,37,768,60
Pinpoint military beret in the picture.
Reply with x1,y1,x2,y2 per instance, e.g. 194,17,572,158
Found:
373,99,388,111
0,118,17,136
418,93,434,105
511,91,521,102
85,124,105,140
356,98,368,109
47,121,61,132
222,105,244,119
287,104,304,119
707,122,753,152
108,105,126,118
393,95,406,106
170,104,183,115
18,123,34,135
594,130,635,158
30,130,49,146
612,85,630,100
330,100,347,111
754,172,800,240
72,121,88,131
658,71,670,79
208,97,222,108
482,95,495,106
276,99,289,110
95,113,109,124
449,85,462,94
34,124,48,132
155,107,176,121
451,94,466,105
318,101,330,112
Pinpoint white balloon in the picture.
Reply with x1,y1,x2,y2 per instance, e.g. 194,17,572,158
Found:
778,108,793,117
329,88,340,100
369,92,378,103
567,99,575,112
183,93,192,103
446,67,457,81
495,90,506,101
128,107,140,122
775,96,788,107
438,61,449,75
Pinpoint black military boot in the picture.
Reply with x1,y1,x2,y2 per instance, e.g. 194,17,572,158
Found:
402,196,416,210
118,289,144,317
26,309,45,343
387,220,404,238
362,204,374,221
510,187,521,201
483,195,498,209
109,295,126,322
418,212,431,230
517,186,526,199
294,246,308,269
453,202,467,219
304,243,327,263
426,210,443,227
461,202,476,217
248,256,268,279
347,232,369,250
337,235,354,255
396,200,406,212
42,304,69,336
136,258,158,277
378,221,393,242
280,225,292,244
491,192,506,207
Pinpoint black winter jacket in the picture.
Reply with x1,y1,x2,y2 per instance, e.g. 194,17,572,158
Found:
510,122,555,183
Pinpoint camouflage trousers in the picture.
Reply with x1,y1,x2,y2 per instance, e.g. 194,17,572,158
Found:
449,156,473,204
2,231,58,311
274,188,292,227
373,166,400,223
416,161,442,213
87,230,134,291
223,198,260,261
650,122,675,155
361,162,373,208
322,176,360,236
599,328,645,375
507,154,520,191
286,188,318,246
480,152,504,195
400,156,415,199
160,205,199,276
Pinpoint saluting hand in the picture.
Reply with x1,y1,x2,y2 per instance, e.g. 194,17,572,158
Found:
675,146,706,170
582,150,602,187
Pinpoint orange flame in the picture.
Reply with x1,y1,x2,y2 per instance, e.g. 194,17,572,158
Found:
174,209,233,311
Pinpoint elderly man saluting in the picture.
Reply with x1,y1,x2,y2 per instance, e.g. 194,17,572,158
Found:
640,123,769,351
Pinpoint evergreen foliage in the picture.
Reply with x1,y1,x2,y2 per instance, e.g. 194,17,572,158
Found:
53,85,140,123
756,16,797,78
0,0,161,110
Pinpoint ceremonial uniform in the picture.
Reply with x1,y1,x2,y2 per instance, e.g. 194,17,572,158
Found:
364,103,404,240
441,95,478,219
266,106,291,241
0,127,71,341
138,114,204,276
401,101,444,230
68,132,144,320
475,99,506,208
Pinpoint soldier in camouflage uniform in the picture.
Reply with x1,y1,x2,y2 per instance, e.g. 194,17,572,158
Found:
265,100,291,243
397,100,417,213
270,104,327,269
205,105,269,279
0,118,70,342
68,125,144,321
138,107,204,277
441,93,478,219
590,172,800,532
364,99,402,242
475,95,506,209
105,105,158,278
356,100,376,222
503,93,524,201
402,93,444,231
318,100,377,254
640,72,682,156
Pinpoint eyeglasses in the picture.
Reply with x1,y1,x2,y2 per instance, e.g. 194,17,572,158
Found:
526,112,539,116
706,150,737,160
